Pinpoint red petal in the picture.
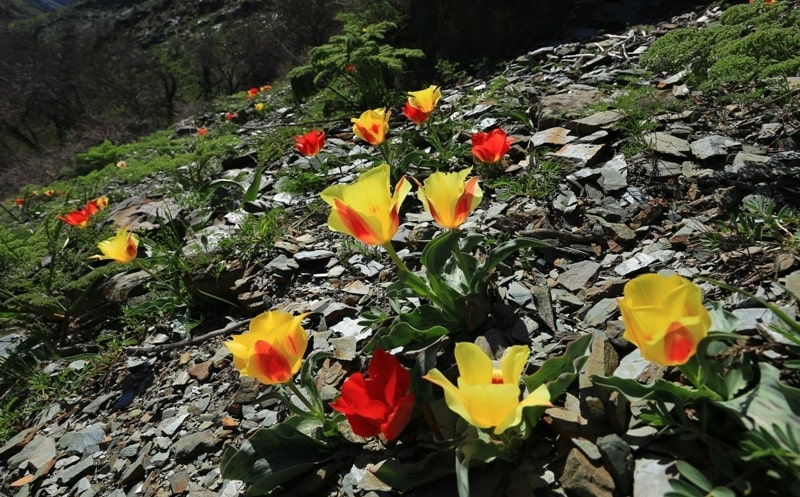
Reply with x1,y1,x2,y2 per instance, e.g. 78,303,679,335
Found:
252,340,293,383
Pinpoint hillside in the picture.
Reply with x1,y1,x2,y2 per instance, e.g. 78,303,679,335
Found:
1,1,799,495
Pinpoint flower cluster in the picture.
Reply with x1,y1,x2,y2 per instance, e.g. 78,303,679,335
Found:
58,196,109,228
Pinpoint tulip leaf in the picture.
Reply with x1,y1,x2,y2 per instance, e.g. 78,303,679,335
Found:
375,320,450,352
243,162,264,202
371,450,458,491
471,237,548,293
589,375,705,403
421,229,459,274
523,334,591,394
219,418,338,496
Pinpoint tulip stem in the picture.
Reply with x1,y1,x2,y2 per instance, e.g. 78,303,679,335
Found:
382,242,409,273
134,260,163,283
285,380,318,415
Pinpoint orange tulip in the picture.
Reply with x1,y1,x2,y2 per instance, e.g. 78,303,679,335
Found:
320,164,411,246
472,129,513,165
351,108,391,145
224,310,310,385
294,129,326,157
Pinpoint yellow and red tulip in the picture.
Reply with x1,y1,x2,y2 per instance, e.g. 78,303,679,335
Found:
424,342,551,435
416,167,483,229
89,227,139,264
407,85,441,114
618,273,711,366
320,163,411,246
224,310,310,385
351,108,391,145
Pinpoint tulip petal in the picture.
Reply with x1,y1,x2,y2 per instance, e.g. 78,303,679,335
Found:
453,342,494,385
424,368,477,427
500,345,530,385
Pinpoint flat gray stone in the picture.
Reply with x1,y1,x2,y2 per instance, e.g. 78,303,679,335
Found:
8,435,56,471
633,457,673,497
690,134,741,160
643,132,690,158
558,261,601,292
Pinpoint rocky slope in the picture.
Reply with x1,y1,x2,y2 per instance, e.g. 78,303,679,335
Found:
2,2,799,497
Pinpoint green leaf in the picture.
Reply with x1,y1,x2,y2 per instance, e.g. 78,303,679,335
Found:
455,448,470,497
219,421,337,496
524,334,591,393
667,478,706,497
709,487,736,497
421,230,460,276
676,461,712,492
244,162,264,202
372,450,457,491
471,237,548,293
590,375,703,403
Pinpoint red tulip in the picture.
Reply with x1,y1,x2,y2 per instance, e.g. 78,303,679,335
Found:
197,127,208,137
471,128,513,165
14,197,24,208
58,207,92,228
330,349,415,441
294,129,326,157
247,87,259,99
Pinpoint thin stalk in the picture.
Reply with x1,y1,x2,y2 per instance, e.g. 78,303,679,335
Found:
382,241,409,273
133,260,163,282
284,380,320,417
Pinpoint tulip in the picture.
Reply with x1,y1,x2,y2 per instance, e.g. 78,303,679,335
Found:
618,273,711,366
294,129,326,157
330,349,415,441
224,310,310,385
345,64,354,73
14,197,23,208
260,84,272,92
44,189,54,197
424,342,551,435
247,87,259,99
320,163,411,246
89,196,109,210
472,128,513,165
197,127,208,137
225,112,236,121
402,102,431,126
90,227,139,264
116,160,127,169
254,102,264,112
58,208,92,228
416,167,483,229
351,108,391,145
407,85,441,114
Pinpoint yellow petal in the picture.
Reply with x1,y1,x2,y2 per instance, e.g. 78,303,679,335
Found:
424,368,479,427
453,342,494,385
494,383,551,434
407,85,441,114
500,345,530,385
456,382,521,430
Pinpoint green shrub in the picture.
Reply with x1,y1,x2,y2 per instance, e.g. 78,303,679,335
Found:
288,14,424,113
641,1,800,90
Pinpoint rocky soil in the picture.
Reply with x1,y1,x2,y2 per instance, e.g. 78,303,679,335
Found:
2,2,800,497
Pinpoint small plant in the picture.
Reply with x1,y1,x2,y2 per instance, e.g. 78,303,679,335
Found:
702,196,800,252
287,14,424,113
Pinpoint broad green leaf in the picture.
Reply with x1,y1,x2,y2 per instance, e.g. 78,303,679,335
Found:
590,375,703,403
709,487,736,497
471,238,548,293
219,421,338,495
667,478,706,497
372,451,458,491
524,334,591,392
676,461,712,492
244,162,264,202
373,320,450,351
421,230,459,276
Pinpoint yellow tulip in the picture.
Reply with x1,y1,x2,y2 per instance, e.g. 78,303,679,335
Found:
320,164,411,246
351,108,391,145
254,102,264,112
424,342,551,435
618,273,711,366
416,167,482,229
224,310,310,385
407,85,441,114
89,227,139,264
